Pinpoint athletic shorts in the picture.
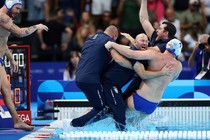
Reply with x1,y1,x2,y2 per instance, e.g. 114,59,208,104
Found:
91,0,112,15
132,92,158,114
0,58,3,66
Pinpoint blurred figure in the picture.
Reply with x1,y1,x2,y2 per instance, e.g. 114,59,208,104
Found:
76,11,96,35
63,51,81,81
44,0,59,21
182,22,201,60
147,0,166,22
91,0,112,27
70,25,90,52
37,8,73,61
97,11,112,31
152,20,160,30
188,34,210,79
117,0,144,38
180,0,207,36
160,7,181,39
201,0,210,34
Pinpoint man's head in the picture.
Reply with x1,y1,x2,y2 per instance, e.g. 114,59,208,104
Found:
166,39,183,57
189,0,200,12
5,0,22,18
156,21,176,40
134,33,148,50
104,25,119,40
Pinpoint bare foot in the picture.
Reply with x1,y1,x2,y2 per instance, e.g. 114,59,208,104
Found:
14,121,35,131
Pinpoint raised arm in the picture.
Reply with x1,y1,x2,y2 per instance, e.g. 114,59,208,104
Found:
105,41,155,60
133,62,172,80
188,43,199,67
120,32,135,45
139,0,155,39
0,13,48,38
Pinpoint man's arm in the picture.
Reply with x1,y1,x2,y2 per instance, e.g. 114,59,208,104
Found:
111,48,172,79
105,41,155,60
0,14,48,37
110,49,133,69
5,46,18,73
139,0,155,39
120,32,135,45
188,44,199,67
133,62,172,80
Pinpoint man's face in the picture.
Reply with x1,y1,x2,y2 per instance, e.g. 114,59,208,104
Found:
156,24,167,39
9,4,22,18
135,35,148,51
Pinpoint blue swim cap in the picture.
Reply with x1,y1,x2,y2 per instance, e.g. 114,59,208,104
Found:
5,0,22,11
166,39,183,57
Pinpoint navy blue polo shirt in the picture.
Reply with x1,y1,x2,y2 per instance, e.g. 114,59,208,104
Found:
103,46,148,88
76,32,115,84
150,31,170,53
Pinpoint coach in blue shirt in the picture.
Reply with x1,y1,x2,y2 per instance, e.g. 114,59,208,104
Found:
71,25,118,127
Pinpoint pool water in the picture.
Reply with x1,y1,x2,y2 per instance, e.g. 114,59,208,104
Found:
48,107,210,140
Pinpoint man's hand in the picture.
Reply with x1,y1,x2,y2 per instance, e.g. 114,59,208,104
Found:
11,60,18,73
36,24,49,31
105,41,113,50
161,64,173,76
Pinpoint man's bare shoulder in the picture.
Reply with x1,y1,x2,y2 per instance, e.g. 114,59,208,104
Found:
0,13,10,24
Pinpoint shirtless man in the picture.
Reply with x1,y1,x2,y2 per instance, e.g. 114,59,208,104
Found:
105,38,183,121
0,0,48,131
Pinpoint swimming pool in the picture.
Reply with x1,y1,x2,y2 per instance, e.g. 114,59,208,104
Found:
48,103,210,140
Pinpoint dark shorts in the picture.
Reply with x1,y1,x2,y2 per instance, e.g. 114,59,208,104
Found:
133,92,158,114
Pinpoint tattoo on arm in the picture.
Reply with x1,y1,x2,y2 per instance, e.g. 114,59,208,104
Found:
25,25,36,35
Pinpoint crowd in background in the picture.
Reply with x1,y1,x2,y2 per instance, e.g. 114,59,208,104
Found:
1,0,210,62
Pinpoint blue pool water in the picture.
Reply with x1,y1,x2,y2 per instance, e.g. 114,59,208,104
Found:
48,113,210,140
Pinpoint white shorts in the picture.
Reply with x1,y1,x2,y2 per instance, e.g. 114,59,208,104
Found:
91,0,112,15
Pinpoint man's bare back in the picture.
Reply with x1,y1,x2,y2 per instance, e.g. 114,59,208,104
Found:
136,50,182,103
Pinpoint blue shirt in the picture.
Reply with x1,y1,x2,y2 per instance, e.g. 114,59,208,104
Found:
102,46,148,88
150,31,171,53
76,32,115,84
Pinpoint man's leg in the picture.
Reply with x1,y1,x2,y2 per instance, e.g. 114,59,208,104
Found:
103,82,126,131
71,82,106,127
0,67,34,131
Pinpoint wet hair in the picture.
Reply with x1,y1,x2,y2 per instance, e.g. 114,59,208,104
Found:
162,21,176,39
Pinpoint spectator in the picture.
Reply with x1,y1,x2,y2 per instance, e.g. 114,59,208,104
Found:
63,51,81,81
201,0,210,34
188,34,210,79
183,22,201,60
97,11,112,31
37,8,73,61
76,11,96,35
44,0,59,21
70,25,90,52
160,7,181,39
91,0,112,27
180,0,207,36
117,0,144,38
147,0,166,22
